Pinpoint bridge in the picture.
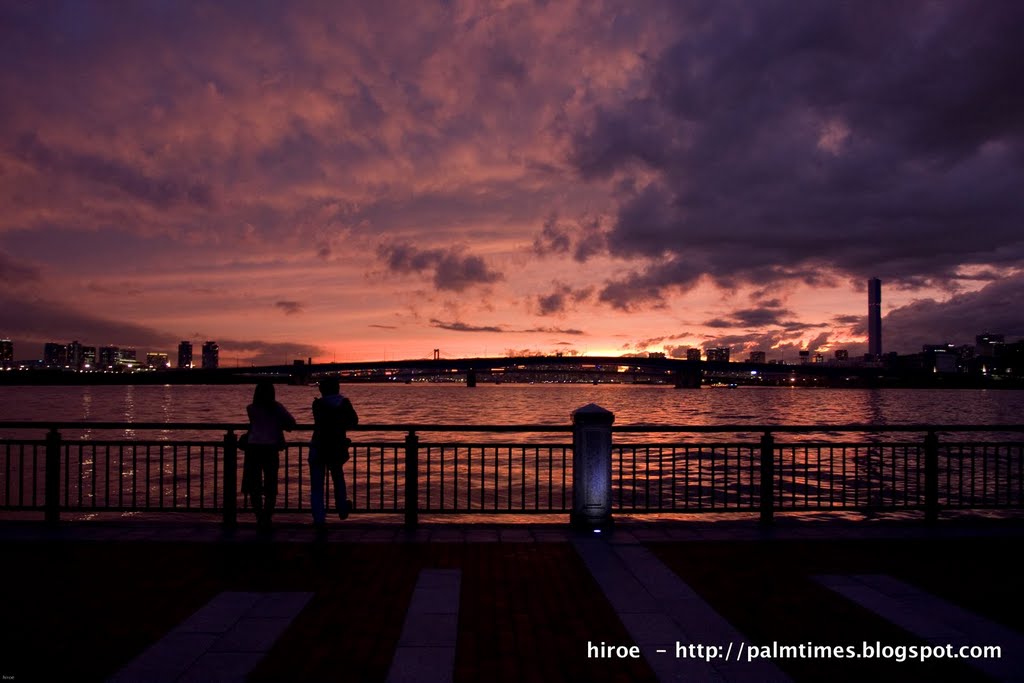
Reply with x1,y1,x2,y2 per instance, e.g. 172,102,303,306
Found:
225,355,887,388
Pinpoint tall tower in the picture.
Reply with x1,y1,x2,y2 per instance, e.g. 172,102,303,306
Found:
868,277,882,357
202,341,219,369
177,341,193,369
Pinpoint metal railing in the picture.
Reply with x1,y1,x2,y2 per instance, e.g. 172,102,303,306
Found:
612,425,1024,523
1,421,1023,526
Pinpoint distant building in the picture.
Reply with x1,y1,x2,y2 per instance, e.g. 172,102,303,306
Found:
44,342,67,367
923,344,958,374
706,348,730,362
201,341,219,370
81,346,96,369
747,351,766,363
146,352,169,369
834,349,849,361
67,340,83,369
648,351,665,359
868,277,882,357
98,346,119,369
0,339,13,368
975,333,1004,358
177,341,193,369
798,350,811,364
686,348,701,362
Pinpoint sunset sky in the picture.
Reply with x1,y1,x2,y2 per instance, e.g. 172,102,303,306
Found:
2,1,1023,365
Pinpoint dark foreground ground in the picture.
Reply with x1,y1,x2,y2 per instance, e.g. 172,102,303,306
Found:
1,516,1022,682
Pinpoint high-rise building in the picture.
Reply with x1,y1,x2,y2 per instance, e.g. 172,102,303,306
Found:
868,277,882,358
834,349,849,361
706,347,730,362
177,341,193,369
117,347,137,369
98,346,119,369
686,348,701,362
0,339,13,368
747,351,766,363
81,346,96,369
202,341,219,370
44,342,68,367
67,340,83,369
975,333,1005,358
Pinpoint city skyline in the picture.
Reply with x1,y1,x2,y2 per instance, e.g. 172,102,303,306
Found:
2,2,1023,364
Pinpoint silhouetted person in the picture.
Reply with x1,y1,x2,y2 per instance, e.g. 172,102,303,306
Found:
244,380,296,532
309,376,358,528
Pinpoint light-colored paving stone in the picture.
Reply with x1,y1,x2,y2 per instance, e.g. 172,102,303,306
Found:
108,591,312,683
386,569,461,683
816,574,1024,682
573,534,791,683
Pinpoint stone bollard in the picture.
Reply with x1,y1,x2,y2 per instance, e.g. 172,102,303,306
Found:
571,403,614,529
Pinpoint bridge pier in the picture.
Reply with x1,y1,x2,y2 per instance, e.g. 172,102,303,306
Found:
466,369,477,387
673,365,702,389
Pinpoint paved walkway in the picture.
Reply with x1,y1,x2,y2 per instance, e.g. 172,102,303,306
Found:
817,574,1024,682
3,517,1024,682
574,535,790,682
386,569,462,683
110,592,312,683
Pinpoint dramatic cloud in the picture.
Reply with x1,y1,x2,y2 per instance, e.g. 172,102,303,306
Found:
430,320,505,334
429,319,585,336
535,282,592,316
875,274,1024,352
569,2,1024,307
378,243,503,292
1,294,180,353
0,252,40,284
0,2,1020,362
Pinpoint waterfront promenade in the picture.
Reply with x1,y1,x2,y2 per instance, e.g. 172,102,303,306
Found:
2,514,1023,682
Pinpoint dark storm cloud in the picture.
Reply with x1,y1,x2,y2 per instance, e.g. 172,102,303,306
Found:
705,305,829,331
429,320,584,335
532,215,571,256
535,282,592,316
13,133,216,209
521,327,585,336
0,294,324,364
430,320,505,333
275,301,304,315
0,252,40,283
570,1,1024,306
833,314,864,325
873,274,1024,352
0,294,178,351
378,243,502,292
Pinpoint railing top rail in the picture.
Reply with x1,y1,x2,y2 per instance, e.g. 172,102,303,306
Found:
1,420,1024,433
613,424,1024,433
0,421,572,433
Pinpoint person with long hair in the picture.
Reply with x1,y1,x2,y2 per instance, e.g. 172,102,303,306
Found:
244,380,296,532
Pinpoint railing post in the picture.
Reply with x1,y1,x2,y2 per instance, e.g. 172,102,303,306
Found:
45,427,62,525
223,429,237,529
405,430,419,528
571,404,614,529
759,430,774,525
924,430,939,524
